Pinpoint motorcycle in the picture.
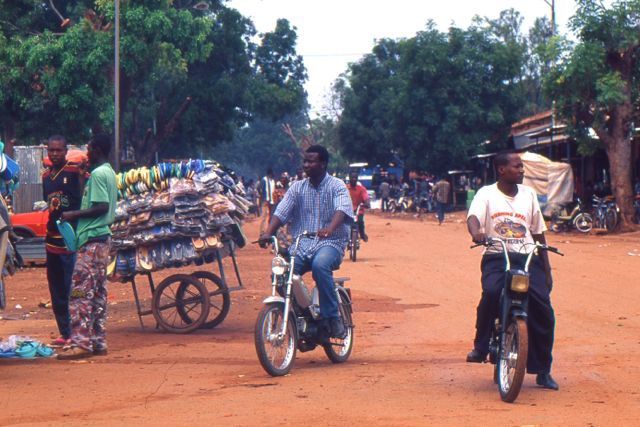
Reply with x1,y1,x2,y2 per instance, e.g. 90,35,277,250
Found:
347,203,363,262
388,190,414,213
550,198,593,233
254,232,355,376
471,237,563,403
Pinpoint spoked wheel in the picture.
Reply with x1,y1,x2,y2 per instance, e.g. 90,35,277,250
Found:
497,319,528,403
323,288,354,363
573,213,593,233
190,271,231,329
255,303,297,376
349,228,358,262
152,274,210,333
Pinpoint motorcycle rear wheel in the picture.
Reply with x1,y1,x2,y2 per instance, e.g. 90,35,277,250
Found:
573,213,593,233
255,303,297,376
323,289,354,363
497,318,528,403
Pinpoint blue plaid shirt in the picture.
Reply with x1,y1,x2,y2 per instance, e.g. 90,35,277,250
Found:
274,173,355,257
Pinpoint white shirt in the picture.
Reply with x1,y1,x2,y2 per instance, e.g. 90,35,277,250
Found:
467,183,546,254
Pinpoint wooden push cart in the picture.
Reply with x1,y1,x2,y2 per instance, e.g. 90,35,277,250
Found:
125,241,244,334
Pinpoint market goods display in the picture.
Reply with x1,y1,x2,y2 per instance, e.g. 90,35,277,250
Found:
109,160,251,280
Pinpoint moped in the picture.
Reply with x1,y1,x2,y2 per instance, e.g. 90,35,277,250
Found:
471,237,562,402
255,232,354,376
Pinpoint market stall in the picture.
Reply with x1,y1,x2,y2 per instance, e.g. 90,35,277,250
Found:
108,159,251,333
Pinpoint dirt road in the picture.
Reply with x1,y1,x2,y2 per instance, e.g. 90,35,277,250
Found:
1,213,639,425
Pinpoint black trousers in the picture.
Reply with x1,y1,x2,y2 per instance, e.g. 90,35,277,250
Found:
46,251,76,338
356,214,366,239
473,253,555,374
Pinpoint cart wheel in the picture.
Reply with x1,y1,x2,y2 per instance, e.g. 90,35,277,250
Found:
190,271,231,329
152,274,210,333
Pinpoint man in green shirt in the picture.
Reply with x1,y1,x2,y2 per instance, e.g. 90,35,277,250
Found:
58,134,117,360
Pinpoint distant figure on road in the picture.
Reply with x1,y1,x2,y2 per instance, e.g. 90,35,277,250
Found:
347,171,370,242
432,177,451,225
378,179,391,212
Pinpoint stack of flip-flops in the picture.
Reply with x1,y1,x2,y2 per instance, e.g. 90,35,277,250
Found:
109,159,251,281
0,336,55,359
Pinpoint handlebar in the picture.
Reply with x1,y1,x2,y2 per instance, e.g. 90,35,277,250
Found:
470,237,563,272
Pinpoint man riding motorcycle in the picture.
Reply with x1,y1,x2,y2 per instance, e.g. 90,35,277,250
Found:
259,145,355,339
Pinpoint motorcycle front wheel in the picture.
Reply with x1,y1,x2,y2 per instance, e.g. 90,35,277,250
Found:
349,227,358,262
323,289,354,363
573,213,593,233
254,303,297,376
497,318,528,403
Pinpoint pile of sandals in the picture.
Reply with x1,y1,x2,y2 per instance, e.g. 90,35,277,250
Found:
109,160,251,280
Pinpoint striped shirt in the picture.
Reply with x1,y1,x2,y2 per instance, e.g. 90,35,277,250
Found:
274,173,355,257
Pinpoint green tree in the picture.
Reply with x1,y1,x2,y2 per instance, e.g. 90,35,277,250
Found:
0,1,307,166
545,0,640,230
337,14,526,174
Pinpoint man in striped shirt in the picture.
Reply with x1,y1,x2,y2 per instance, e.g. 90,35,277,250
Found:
260,145,355,338
42,135,86,346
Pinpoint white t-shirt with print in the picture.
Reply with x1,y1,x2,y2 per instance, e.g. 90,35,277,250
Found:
467,183,546,254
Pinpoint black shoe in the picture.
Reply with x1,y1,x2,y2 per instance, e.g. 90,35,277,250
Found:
362,234,368,243
329,317,347,339
466,349,487,363
536,373,559,390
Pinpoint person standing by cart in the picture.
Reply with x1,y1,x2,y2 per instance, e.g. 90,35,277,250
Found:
42,135,86,347
58,134,117,360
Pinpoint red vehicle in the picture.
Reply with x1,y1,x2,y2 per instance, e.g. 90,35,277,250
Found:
10,210,49,238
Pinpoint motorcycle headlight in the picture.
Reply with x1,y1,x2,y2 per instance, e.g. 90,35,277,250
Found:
509,271,530,293
271,256,288,275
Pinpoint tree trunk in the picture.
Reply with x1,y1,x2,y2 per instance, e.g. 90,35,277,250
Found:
597,98,637,232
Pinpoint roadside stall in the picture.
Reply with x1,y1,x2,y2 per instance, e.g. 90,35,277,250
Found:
108,159,251,334
521,151,574,216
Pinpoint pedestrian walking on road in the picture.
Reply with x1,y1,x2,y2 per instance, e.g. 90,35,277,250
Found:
57,134,117,360
432,177,451,225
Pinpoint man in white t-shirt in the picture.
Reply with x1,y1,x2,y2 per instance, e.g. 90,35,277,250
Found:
466,152,559,391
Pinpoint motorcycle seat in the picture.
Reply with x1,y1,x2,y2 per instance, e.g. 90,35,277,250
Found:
334,276,350,284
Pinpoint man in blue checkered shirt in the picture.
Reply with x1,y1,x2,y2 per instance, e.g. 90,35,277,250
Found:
260,145,355,338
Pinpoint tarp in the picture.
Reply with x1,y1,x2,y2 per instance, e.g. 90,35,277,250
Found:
521,151,574,216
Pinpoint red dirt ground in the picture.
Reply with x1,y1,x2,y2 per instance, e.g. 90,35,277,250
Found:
1,212,639,425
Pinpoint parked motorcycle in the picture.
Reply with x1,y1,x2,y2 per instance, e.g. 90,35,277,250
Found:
471,237,563,403
592,195,619,232
254,232,355,376
550,198,593,233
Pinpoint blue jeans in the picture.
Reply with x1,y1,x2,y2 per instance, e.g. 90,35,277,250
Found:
293,246,343,318
46,251,77,338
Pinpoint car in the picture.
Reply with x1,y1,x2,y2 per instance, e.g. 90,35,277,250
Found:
11,209,49,238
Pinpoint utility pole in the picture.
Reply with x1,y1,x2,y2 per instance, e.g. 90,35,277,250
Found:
114,0,121,172
543,0,557,159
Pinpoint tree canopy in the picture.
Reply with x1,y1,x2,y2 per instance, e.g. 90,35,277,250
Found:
335,10,535,174
0,0,307,165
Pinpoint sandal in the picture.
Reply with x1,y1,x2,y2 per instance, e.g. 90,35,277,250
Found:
36,344,55,358
15,341,37,358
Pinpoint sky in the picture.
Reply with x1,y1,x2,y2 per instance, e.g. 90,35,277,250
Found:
227,0,580,117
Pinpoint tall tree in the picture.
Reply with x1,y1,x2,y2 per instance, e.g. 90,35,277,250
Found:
337,14,526,174
0,1,307,166
545,0,640,230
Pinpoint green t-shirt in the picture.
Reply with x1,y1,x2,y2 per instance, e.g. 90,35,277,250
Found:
76,162,117,249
